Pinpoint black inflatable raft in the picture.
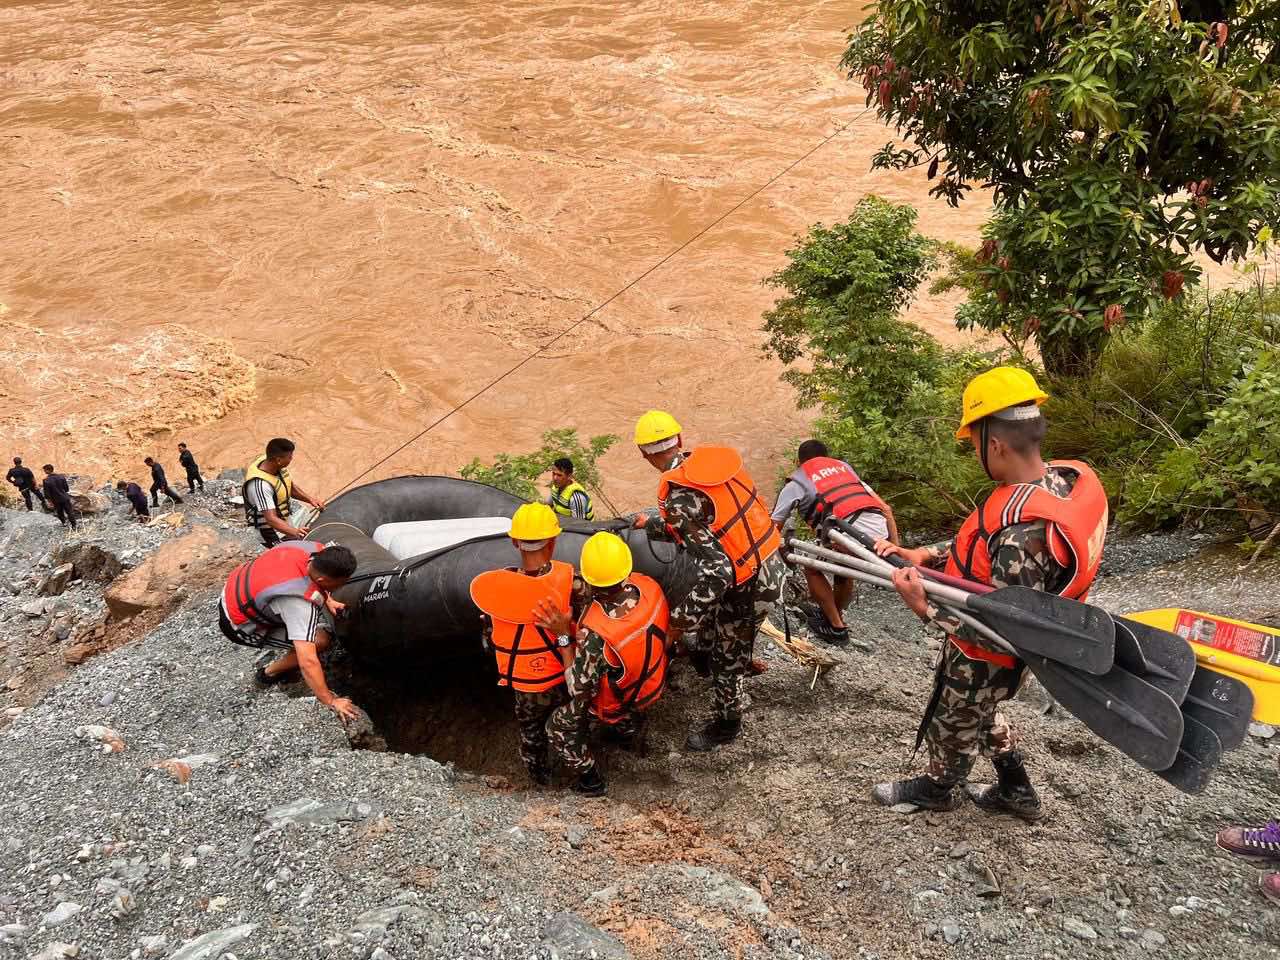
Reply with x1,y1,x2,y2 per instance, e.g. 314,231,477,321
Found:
312,476,694,662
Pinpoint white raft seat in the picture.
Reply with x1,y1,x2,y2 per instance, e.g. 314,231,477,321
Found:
372,517,513,561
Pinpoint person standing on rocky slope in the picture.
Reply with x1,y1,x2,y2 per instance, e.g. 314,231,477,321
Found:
218,540,361,723
177,442,204,493
116,480,150,521
40,464,77,530
6,456,48,512
631,410,784,752
545,532,670,797
873,368,1109,821
469,503,592,788
144,456,183,507
243,437,326,548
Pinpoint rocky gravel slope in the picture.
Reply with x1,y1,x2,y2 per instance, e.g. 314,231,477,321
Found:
1,502,1277,960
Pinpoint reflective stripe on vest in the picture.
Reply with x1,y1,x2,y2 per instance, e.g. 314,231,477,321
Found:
222,540,324,629
657,446,781,585
549,481,595,520
470,561,575,693
243,457,293,528
582,574,670,724
795,456,888,529
944,461,1109,667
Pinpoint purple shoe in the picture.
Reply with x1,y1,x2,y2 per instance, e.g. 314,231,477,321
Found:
1217,822,1280,865
1263,874,1280,906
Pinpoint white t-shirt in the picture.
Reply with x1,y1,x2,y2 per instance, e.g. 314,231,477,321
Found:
771,477,890,542
221,594,331,645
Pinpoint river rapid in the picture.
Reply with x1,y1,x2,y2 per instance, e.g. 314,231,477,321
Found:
0,0,991,504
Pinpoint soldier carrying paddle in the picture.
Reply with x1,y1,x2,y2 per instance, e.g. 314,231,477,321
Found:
873,368,1109,820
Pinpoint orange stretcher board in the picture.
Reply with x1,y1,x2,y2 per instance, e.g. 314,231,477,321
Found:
1126,608,1280,725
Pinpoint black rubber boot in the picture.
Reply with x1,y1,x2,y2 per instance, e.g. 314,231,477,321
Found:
571,765,607,797
526,761,552,787
966,751,1044,822
685,715,742,752
871,774,960,811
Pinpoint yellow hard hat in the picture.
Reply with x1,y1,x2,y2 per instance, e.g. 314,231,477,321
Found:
955,366,1049,440
579,531,634,588
509,502,561,543
634,410,682,449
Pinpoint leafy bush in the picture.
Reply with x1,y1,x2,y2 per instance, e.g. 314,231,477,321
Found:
762,197,1008,529
459,428,619,510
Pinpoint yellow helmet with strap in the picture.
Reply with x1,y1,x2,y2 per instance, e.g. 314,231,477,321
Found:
509,502,561,543
579,532,634,587
634,410,682,450
956,367,1049,440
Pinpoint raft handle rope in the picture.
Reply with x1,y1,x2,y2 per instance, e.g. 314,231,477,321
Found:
325,107,873,502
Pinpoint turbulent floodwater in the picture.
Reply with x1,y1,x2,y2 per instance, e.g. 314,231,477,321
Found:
0,0,992,503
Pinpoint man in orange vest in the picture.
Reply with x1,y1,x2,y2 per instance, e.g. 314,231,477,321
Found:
218,541,361,723
470,503,591,787
873,368,1108,820
631,411,784,751
546,532,670,796
771,438,900,645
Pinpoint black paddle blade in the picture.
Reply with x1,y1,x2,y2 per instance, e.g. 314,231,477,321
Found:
970,586,1115,676
1155,714,1224,795
1114,618,1196,704
1112,620,1150,674
1183,666,1255,750
1026,656,1183,771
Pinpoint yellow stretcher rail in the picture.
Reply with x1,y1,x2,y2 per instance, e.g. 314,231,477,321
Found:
1126,608,1280,725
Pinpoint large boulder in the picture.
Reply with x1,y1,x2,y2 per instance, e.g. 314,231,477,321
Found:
52,542,124,583
36,563,75,597
0,508,62,563
66,477,110,516
104,527,247,619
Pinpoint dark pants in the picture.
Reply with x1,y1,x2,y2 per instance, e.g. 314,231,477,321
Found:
151,481,183,506
128,494,150,519
185,470,204,493
258,526,281,549
18,486,47,511
51,498,77,529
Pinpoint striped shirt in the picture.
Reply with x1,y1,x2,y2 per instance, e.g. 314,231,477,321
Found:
563,489,592,520
246,478,281,529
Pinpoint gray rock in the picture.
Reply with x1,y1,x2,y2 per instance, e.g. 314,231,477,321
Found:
37,563,75,596
370,949,396,960
566,823,589,848
139,935,167,955
54,622,73,641
52,542,124,583
31,943,79,960
42,902,83,927
941,919,962,945
263,797,376,827
168,923,258,960
540,913,629,959
1248,722,1276,740
0,923,29,940
350,905,432,936
890,802,919,814
20,599,48,618
1141,929,1168,949
1169,905,1191,917
675,865,768,918
1063,918,1098,940
948,842,971,859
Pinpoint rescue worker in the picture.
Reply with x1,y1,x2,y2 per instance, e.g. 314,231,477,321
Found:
178,442,204,493
6,457,48,512
873,367,1109,820
243,438,326,548
546,532,670,796
41,464,77,530
470,503,591,787
631,411,784,751
144,457,184,507
547,457,595,520
116,480,150,522
771,439,899,644
218,540,361,722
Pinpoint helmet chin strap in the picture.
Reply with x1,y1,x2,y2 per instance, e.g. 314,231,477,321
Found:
978,418,994,481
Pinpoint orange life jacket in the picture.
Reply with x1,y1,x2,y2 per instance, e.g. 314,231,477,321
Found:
658,446,781,585
795,456,889,529
582,573,670,724
223,540,325,629
944,461,1109,667
470,561,575,693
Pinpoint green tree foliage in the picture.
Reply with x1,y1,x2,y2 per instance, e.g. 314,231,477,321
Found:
843,1,1280,374
762,197,1002,527
459,428,619,507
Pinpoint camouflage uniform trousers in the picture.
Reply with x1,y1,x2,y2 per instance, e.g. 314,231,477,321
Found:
707,551,786,723
547,702,646,775
925,640,1025,787
512,686,569,776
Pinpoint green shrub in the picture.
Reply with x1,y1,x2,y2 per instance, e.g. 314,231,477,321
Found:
459,428,619,509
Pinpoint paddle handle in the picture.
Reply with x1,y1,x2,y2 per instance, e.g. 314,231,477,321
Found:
829,522,995,595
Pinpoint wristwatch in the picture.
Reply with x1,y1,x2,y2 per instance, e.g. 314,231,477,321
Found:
556,633,572,648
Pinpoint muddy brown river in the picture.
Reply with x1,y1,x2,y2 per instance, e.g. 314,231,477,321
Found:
0,0,991,505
